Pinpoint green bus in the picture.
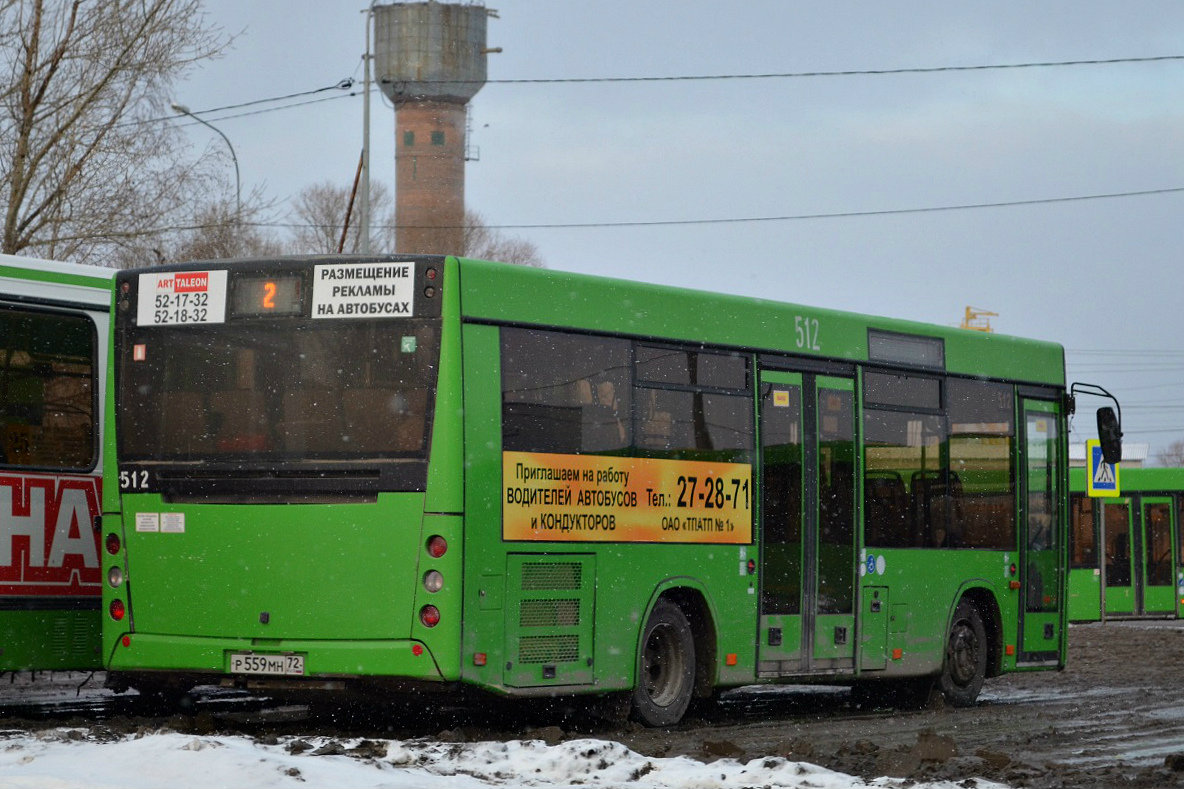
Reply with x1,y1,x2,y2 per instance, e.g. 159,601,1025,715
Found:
102,255,1117,725
1069,466,1184,622
2,253,112,671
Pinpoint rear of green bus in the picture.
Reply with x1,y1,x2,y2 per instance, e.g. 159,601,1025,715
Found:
102,256,463,697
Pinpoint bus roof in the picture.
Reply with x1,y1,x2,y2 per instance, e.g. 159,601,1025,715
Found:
454,257,1066,386
0,253,114,309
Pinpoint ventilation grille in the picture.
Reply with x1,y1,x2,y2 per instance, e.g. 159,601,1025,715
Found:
73,622,93,655
521,561,582,591
520,598,580,628
518,634,579,664
49,618,70,655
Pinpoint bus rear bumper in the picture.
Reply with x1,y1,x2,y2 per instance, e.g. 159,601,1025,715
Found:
105,632,449,682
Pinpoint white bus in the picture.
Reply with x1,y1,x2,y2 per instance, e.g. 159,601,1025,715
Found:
0,254,113,670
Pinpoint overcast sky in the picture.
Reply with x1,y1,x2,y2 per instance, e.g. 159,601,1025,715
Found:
171,1,1184,461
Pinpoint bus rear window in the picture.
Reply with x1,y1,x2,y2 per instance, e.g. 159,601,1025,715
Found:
118,319,438,464
0,306,96,470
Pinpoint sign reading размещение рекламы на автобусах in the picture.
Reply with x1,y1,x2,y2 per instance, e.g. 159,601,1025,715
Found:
312,262,414,319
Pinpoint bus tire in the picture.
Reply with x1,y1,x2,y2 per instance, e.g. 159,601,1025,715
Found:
938,599,987,707
630,599,695,727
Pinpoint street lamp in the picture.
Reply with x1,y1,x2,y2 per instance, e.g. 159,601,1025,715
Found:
171,103,241,220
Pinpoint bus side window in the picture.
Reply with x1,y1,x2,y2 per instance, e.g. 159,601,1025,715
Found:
2,424,34,465
864,471,909,547
639,389,674,449
911,470,964,548
576,377,627,451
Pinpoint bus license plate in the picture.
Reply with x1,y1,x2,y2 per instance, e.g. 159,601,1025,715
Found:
228,652,304,676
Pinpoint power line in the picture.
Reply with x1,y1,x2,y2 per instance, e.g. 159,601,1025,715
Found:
447,186,1184,230
74,183,1178,240
56,180,1176,247
479,54,1184,85
1070,349,1184,356
178,91,358,125
162,54,1184,123
158,79,359,126
190,79,355,115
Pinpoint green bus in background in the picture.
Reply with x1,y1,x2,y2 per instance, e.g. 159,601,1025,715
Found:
102,255,1118,725
1,254,112,671
1069,467,1184,622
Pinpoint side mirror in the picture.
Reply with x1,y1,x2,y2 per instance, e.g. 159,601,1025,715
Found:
1097,407,1122,465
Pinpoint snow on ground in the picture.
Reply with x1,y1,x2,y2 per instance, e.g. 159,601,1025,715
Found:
0,676,1009,788
0,729,1009,789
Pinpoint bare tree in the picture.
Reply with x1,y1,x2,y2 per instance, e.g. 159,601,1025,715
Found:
463,210,544,267
288,180,396,255
0,0,227,265
116,195,284,268
286,185,544,267
1156,438,1184,467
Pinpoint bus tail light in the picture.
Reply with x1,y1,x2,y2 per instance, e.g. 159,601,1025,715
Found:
423,570,443,593
105,533,121,555
419,605,440,627
426,535,447,558
107,566,124,588
109,599,126,621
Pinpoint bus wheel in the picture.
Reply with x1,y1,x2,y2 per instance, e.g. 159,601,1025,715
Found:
938,599,987,707
630,599,695,727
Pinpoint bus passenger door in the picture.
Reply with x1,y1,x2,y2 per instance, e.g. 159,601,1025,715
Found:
1067,494,1102,622
1018,400,1064,666
757,371,857,676
1140,498,1175,615
1101,500,1134,616
810,377,857,671
757,372,804,672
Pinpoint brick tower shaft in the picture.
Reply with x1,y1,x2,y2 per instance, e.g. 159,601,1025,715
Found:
395,101,467,255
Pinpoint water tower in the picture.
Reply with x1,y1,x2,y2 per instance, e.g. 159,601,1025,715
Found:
373,2,490,254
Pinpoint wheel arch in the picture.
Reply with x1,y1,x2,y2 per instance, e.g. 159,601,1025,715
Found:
951,583,1004,678
639,580,719,702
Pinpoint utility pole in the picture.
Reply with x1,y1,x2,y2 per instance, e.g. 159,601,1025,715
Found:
360,5,374,254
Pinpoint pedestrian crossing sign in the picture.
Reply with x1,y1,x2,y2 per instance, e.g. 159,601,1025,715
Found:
1086,439,1120,497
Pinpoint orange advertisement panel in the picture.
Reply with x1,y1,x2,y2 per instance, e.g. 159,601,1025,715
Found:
503,451,752,544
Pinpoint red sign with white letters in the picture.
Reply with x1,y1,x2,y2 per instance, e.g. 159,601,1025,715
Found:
0,473,102,597
172,272,209,293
